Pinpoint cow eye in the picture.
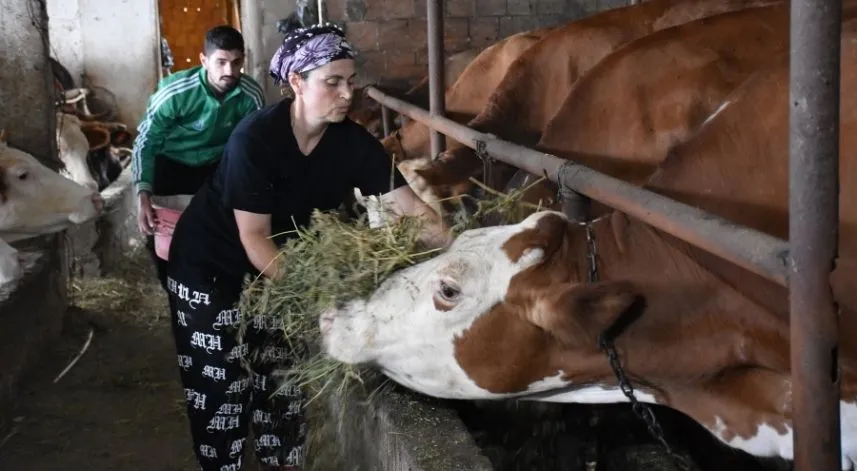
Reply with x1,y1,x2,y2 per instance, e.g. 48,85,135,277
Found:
438,280,460,301
16,171,28,180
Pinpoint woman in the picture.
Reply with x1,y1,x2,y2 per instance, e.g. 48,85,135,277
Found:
164,23,446,471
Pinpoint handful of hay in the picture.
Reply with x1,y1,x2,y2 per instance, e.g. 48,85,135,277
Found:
237,176,549,401
237,207,440,399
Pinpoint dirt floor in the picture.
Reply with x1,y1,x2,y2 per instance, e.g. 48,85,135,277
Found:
0,247,340,471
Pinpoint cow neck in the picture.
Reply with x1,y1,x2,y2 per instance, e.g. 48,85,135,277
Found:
555,213,809,444
570,212,792,386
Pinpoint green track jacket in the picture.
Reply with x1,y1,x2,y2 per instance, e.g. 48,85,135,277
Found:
131,66,265,194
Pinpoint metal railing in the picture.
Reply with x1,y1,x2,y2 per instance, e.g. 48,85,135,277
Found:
366,0,843,469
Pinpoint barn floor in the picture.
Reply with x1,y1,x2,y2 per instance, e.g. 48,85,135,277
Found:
0,247,344,471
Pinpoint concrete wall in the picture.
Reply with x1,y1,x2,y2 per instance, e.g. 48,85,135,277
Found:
46,0,84,84
1,0,60,169
326,380,495,470
46,0,161,127
78,0,161,126
240,0,296,105
0,0,68,426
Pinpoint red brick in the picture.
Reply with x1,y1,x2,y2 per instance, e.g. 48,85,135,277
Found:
535,0,564,15
386,62,426,80
469,17,499,46
446,0,475,17
383,0,415,19
325,0,346,21
507,0,533,15
356,50,386,83
474,0,506,15
443,18,471,51
347,21,380,51
413,0,427,18
378,19,427,51
387,51,417,67
363,0,385,20
499,15,541,37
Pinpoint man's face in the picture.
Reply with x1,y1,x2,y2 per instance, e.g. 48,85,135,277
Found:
200,49,244,94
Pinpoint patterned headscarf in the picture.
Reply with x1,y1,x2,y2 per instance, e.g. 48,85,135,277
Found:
269,23,356,85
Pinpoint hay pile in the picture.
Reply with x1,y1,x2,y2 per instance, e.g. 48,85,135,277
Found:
237,207,439,400
238,177,548,401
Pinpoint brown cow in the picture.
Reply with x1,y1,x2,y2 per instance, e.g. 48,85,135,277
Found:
413,0,783,208
319,18,857,470
381,27,554,163
349,47,485,138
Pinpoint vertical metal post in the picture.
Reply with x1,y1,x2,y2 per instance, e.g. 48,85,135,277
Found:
317,0,325,24
427,0,446,159
381,105,392,138
789,0,842,469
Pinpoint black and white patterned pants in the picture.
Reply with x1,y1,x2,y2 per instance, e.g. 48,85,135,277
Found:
165,265,306,471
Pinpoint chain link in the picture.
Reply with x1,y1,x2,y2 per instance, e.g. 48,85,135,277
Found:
474,139,494,188
581,215,690,471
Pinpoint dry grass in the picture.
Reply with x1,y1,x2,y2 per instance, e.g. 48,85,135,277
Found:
237,179,544,406
67,245,169,328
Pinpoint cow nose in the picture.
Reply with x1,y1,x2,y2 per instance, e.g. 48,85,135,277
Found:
319,309,335,335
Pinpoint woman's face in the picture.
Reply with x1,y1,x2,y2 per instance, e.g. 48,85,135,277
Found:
293,59,357,123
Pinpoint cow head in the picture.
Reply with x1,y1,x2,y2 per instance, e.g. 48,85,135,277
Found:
56,112,99,191
0,131,100,241
319,210,639,400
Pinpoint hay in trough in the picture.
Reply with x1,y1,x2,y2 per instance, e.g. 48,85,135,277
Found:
237,207,440,400
237,177,546,402
448,176,549,235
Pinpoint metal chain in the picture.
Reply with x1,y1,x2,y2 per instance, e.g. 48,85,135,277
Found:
582,216,690,471
474,139,494,188
597,335,691,471
581,221,599,283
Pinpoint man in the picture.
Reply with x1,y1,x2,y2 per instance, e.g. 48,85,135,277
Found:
132,25,265,290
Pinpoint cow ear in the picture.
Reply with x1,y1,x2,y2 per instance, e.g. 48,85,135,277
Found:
532,281,641,347
413,151,481,187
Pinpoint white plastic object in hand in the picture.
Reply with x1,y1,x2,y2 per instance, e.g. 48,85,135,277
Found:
353,187,389,229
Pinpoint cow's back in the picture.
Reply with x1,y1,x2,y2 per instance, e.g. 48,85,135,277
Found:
640,13,857,383
468,0,783,142
537,2,794,185
382,27,551,160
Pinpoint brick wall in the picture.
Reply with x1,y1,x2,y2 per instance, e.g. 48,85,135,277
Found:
318,0,629,88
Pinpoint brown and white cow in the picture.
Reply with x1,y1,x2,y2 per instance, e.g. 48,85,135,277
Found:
412,0,784,210
349,47,485,138
0,131,102,286
319,24,857,470
56,112,99,191
56,112,131,192
381,27,553,163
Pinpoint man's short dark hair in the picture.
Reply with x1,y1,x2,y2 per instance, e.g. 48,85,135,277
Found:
203,26,245,56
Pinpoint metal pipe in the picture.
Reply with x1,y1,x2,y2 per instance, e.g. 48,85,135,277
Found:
367,86,790,286
317,0,324,24
426,0,446,158
381,105,392,138
788,0,843,468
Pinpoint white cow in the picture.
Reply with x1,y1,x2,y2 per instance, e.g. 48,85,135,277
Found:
55,111,99,191
0,130,102,287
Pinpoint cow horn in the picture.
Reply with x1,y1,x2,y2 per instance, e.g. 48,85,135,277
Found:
0,129,6,144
